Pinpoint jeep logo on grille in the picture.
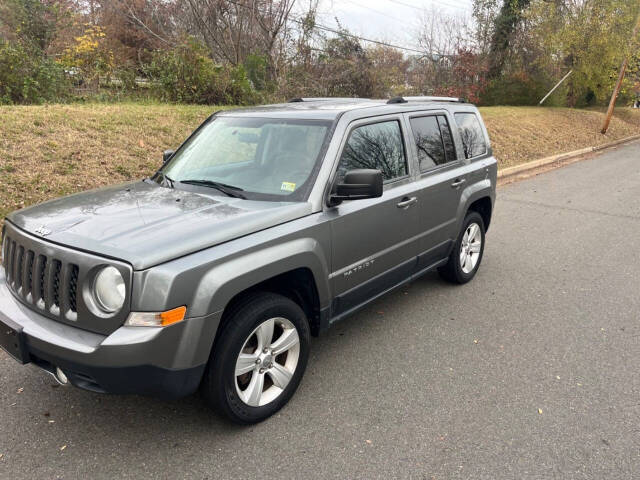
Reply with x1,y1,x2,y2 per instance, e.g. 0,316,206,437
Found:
34,225,52,237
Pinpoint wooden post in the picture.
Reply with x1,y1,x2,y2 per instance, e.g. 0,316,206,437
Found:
601,13,640,134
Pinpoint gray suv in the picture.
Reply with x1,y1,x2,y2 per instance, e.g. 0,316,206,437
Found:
0,97,496,424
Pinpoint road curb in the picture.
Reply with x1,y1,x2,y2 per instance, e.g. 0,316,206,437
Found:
497,133,640,182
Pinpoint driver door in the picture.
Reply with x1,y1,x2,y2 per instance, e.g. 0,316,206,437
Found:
328,116,422,318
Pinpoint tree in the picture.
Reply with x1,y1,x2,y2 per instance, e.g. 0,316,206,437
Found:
527,0,640,106
487,0,531,79
183,0,296,84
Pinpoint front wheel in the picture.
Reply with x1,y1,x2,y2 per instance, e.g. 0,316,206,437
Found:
202,293,310,424
438,211,486,284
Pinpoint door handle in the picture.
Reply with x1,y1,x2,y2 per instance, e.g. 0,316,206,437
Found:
451,178,466,188
397,197,418,209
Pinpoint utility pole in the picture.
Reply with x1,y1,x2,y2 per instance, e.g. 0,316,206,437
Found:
601,13,640,134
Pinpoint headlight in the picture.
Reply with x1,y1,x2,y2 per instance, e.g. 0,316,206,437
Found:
93,266,125,313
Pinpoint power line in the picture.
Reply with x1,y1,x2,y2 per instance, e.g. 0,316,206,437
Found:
340,0,407,25
309,20,431,55
226,0,448,57
388,0,468,12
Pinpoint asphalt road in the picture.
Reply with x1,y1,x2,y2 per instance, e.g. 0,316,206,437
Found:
1,142,640,479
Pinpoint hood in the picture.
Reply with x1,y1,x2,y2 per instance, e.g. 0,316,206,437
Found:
7,181,312,269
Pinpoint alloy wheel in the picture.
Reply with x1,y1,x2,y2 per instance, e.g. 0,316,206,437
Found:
234,317,300,407
459,222,482,274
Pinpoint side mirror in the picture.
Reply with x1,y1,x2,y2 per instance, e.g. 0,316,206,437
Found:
163,149,175,163
329,169,383,207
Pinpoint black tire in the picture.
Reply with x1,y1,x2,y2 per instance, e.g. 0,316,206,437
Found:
202,292,310,425
438,211,486,284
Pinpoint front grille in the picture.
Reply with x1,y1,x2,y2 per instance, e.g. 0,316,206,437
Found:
2,222,132,334
2,235,79,320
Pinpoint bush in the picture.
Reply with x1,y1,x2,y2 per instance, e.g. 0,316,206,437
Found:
146,39,258,105
0,40,69,104
480,71,564,107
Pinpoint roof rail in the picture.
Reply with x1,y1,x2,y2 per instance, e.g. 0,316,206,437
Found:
288,97,369,103
387,96,466,104
387,96,408,104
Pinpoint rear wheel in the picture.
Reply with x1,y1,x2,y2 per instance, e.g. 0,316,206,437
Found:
202,293,310,424
438,211,485,284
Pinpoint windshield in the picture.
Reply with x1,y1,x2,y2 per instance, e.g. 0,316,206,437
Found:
158,116,332,201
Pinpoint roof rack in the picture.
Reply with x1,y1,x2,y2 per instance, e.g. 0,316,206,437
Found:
288,97,370,103
387,96,466,104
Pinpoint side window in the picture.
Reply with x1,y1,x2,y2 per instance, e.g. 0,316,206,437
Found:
410,115,458,171
337,120,407,182
454,113,487,159
410,116,444,170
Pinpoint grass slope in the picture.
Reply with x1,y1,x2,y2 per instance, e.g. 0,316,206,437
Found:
482,106,640,168
1,103,639,232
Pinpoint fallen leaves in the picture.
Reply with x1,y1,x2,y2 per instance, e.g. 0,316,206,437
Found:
60,445,67,452
538,408,543,415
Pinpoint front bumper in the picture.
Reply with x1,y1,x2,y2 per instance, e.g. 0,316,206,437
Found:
0,268,221,399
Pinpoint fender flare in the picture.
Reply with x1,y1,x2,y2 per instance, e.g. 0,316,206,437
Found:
455,179,494,234
189,238,331,318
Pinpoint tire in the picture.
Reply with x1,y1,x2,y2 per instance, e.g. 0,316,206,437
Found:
438,211,486,284
202,292,310,424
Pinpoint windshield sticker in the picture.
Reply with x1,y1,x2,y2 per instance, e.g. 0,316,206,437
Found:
281,182,296,192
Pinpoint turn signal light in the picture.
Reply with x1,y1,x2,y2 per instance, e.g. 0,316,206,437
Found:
125,306,187,327
160,306,187,326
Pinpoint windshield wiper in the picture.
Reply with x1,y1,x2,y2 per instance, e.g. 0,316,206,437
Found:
179,179,246,199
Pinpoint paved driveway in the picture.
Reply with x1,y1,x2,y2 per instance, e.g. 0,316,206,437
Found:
1,142,639,479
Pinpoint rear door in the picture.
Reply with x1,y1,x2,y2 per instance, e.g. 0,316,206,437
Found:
404,110,467,270
328,116,422,317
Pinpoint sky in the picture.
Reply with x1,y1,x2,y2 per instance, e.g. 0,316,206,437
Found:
295,0,475,52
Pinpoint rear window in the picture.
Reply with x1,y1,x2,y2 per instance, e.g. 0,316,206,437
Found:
454,113,487,159
410,115,457,171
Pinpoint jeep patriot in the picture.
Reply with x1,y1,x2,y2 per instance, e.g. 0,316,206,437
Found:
0,97,496,424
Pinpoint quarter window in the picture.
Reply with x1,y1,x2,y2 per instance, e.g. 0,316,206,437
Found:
454,113,487,159
410,115,457,171
337,120,407,182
